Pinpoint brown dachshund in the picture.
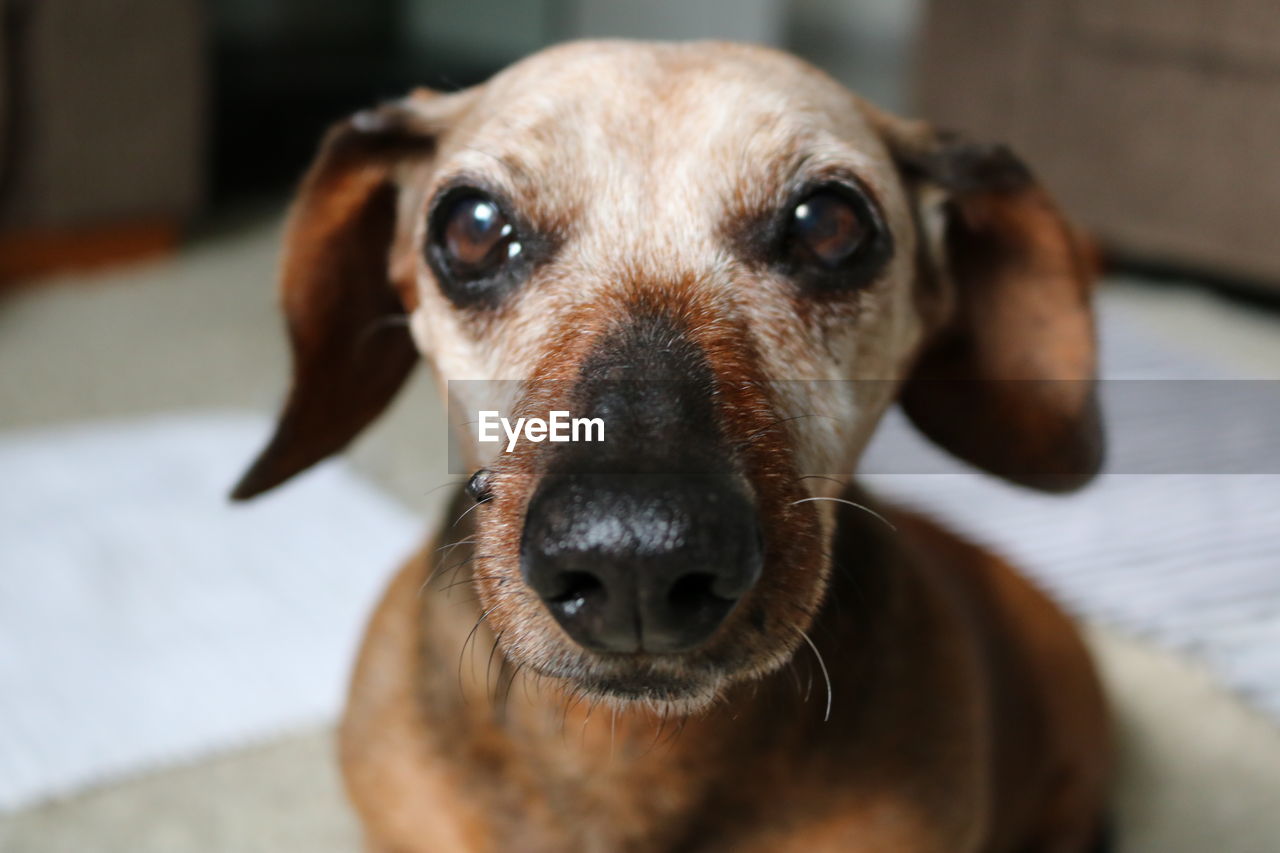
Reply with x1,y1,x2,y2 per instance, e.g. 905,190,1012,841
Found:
234,41,1111,852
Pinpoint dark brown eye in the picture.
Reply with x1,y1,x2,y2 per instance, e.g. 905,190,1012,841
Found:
427,187,542,309
790,190,867,269
439,195,521,277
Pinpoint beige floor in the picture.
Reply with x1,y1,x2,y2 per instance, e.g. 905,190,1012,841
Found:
2,211,1279,851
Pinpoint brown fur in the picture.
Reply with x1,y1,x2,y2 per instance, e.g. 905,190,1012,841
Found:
235,41,1111,851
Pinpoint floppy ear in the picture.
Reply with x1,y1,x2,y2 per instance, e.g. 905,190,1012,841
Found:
882,119,1103,491
232,94,447,500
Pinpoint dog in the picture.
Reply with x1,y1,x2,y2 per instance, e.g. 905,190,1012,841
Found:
233,41,1111,852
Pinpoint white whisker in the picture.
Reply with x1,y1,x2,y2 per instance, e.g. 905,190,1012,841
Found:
790,496,897,532
798,629,833,722
451,498,487,528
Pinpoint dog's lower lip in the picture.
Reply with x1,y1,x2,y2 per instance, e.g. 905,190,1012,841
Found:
576,672,707,703
537,655,720,702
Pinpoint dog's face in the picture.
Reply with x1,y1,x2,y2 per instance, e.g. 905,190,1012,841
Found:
235,42,1101,712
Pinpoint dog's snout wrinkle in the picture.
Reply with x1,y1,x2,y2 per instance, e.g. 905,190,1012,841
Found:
551,308,728,477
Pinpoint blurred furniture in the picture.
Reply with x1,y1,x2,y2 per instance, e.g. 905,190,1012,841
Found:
0,0,205,284
914,0,1280,291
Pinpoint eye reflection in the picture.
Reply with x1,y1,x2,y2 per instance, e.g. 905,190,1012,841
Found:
439,195,520,276
790,190,866,269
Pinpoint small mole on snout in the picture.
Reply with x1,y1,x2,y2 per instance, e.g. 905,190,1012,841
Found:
466,468,494,503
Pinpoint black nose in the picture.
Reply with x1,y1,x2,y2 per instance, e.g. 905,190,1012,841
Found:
520,473,763,654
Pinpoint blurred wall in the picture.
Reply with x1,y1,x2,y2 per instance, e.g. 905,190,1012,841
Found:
787,0,920,110
570,0,784,43
402,0,552,66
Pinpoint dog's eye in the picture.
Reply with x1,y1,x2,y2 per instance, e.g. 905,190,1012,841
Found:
426,188,535,307
438,195,521,278
789,190,867,270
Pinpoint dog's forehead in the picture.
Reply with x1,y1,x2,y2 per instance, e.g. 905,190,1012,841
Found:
438,41,894,204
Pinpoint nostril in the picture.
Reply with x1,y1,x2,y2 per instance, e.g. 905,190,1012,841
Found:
547,570,605,616
668,572,734,615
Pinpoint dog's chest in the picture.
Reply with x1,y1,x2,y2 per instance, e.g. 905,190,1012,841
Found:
387,720,956,853
418,698,729,851
392,671,964,853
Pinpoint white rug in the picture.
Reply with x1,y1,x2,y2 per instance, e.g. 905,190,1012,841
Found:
0,414,421,812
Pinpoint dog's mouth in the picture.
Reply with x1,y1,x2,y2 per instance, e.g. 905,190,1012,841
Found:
466,505,824,714
531,648,734,711
479,523,820,716
466,453,827,714
457,461,808,713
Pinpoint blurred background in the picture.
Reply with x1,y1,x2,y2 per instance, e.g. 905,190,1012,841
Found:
1,1,1278,851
